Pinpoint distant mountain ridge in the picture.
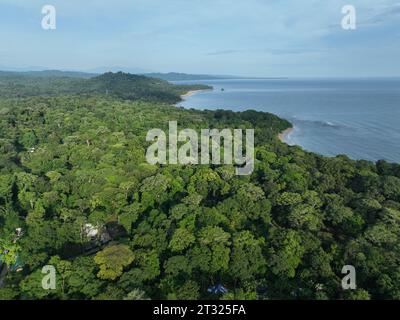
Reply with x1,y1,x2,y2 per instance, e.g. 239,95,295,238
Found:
0,69,289,81
87,66,152,75
143,72,230,81
0,70,96,79
0,69,245,81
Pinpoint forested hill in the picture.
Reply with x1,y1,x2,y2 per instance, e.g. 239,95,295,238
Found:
0,71,211,103
0,73,400,301
84,72,211,103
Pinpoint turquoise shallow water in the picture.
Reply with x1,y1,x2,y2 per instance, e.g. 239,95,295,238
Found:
176,78,400,163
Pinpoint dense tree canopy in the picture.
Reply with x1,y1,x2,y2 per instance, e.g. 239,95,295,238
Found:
0,73,400,300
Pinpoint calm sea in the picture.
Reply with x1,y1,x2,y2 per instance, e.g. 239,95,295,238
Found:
175,79,400,163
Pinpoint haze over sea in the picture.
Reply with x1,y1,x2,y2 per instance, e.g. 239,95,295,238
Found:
176,78,400,163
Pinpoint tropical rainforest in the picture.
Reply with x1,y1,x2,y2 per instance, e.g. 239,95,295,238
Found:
0,72,400,300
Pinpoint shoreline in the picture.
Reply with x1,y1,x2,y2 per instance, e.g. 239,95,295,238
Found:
180,87,296,146
181,88,296,146
278,127,294,143
180,89,211,99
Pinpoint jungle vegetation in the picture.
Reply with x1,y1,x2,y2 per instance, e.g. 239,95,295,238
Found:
0,72,400,300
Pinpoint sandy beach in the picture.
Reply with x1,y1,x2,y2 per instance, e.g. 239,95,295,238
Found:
278,127,294,143
180,89,210,99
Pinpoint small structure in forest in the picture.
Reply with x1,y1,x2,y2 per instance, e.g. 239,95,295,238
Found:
0,251,24,273
83,224,99,239
9,254,24,272
0,228,25,274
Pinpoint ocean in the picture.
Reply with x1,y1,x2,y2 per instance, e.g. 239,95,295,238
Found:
175,78,400,163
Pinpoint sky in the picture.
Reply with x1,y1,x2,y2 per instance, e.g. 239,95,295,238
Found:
0,0,399,77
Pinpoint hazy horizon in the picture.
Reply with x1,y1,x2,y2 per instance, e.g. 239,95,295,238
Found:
2,68,400,80
1,0,400,77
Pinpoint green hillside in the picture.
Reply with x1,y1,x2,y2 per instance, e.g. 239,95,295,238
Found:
0,71,211,103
